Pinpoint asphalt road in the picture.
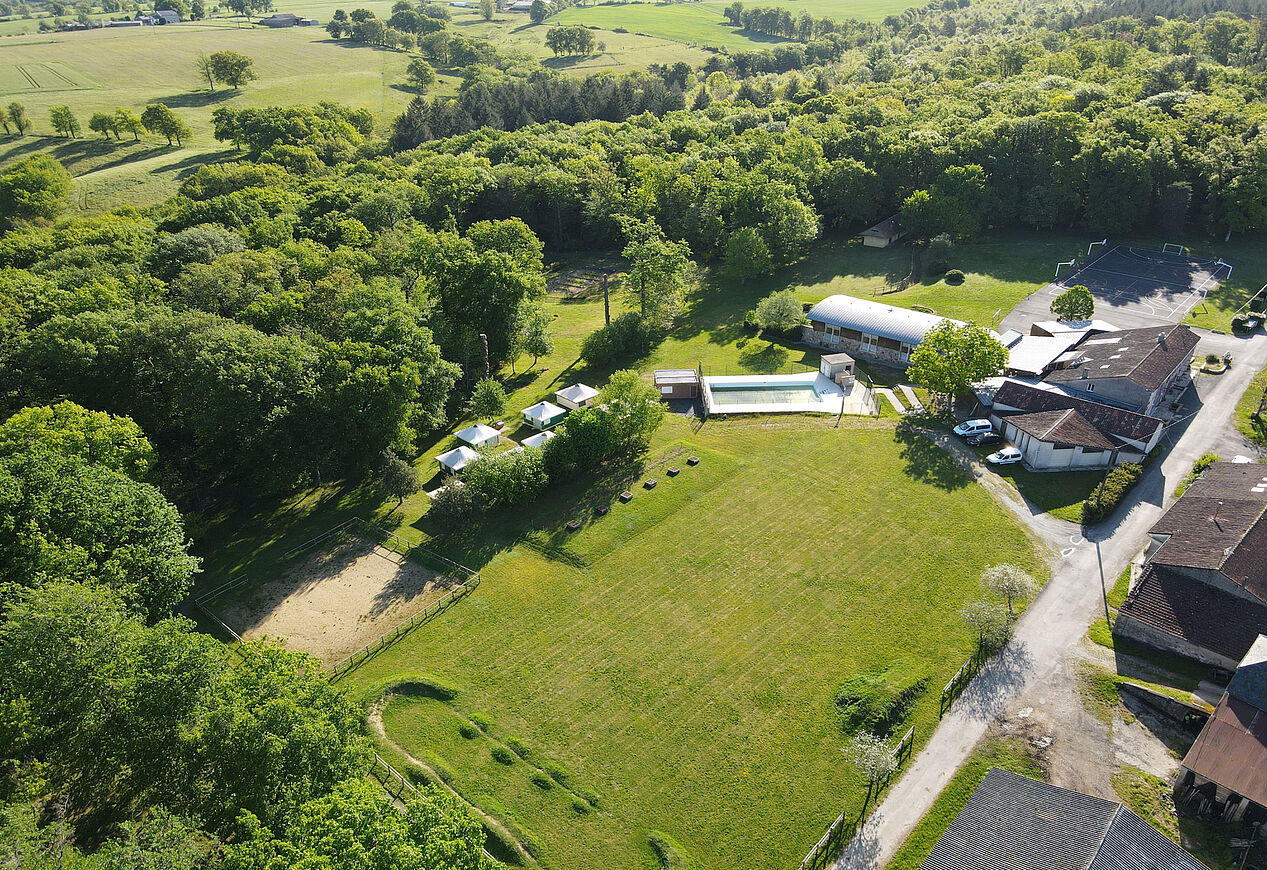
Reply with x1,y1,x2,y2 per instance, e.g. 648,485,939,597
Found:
832,329,1267,870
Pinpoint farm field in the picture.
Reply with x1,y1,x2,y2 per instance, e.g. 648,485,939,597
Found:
553,0,915,51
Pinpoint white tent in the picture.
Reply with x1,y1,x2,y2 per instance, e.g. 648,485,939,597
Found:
521,430,556,449
521,400,568,431
555,382,600,410
436,445,479,473
455,423,500,448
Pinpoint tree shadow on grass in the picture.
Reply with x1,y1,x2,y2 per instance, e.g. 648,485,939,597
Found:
894,419,971,491
148,89,239,109
951,639,1034,723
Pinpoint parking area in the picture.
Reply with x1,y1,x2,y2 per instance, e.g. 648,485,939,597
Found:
1002,245,1232,332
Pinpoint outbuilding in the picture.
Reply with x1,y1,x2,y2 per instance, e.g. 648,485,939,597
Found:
654,369,700,399
521,401,568,431
804,294,966,368
455,422,500,449
555,383,599,410
436,445,479,474
859,215,905,248
819,351,856,385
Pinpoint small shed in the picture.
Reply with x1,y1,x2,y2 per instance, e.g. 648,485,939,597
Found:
521,430,556,449
258,11,301,25
436,445,479,474
521,401,568,431
859,215,905,248
820,352,856,385
456,422,500,449
654,369,699,399
556,382,599,410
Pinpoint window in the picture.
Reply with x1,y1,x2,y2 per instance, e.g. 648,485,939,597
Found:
860,333,878,353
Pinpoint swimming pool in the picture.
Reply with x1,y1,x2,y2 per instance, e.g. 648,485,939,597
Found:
708,383,822,405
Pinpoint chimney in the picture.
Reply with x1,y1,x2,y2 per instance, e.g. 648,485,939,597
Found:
1081,369,1089,379
1157,331,1167,346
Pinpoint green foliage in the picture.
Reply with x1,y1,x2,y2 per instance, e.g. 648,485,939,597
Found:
463,445,549,509
944,269,965,284
599,369,665,454
753,289,804,335
520,306,553,369
467,378,507,421
1174,452,1219,497
529,771,553,790
1051,284,1095,321
833,664,929,736
381,449,421,506
906,322,1008,400
545,24,595,56
458,722,479,739
48,105,79,138
0,450,197,619
1082,462,1144,523
0,401,155,480
723,226,773,281
621,218,695,329
406,57,436,93
491,745,516,765
506,736,531,759
141,103,191,147
648,830,696,870
580,311,655,365
0,154,71,224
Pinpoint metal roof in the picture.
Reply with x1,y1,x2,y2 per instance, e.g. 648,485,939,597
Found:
920,769,1208,870
1181,693,1267,809
522,401,566,419
520,430,556,449
456,423,499,446
654,369,698,384
807,295,965,346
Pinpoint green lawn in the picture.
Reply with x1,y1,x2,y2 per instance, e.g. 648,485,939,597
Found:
1234,360,1267,448
883,737,1045,870
992,465,1102,524
553,0,914,51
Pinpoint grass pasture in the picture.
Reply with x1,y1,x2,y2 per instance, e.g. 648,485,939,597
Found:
332,419,1045,870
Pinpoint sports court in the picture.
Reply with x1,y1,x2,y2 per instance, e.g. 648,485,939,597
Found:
1042,244,1231,327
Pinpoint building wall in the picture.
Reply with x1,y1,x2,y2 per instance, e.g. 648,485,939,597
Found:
994,417,1118,470
1057,376,1149,412
861,235,890,248
1112,611,1241,671
803,325,910,368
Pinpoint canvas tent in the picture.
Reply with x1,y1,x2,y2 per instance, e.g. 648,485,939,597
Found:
521,401,568,430
555,383,599,410
521,430,556,449
436,445,479,473
456,423,499,449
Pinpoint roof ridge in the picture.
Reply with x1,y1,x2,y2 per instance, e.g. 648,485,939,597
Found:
1086,806,1127,870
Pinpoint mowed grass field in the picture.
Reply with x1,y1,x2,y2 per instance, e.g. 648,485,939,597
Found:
554,0,915,51
336,418,1044,870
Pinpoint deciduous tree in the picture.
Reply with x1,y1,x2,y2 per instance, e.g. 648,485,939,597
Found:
1050,284,1094,321
906,322,1008,404
753,289,803,335
48,105,79,138
0,153,71,223
620,218,694,329
209,50,258,89
0,401,155,480
142,102,191,146
981,563,1038,617
467,377,506,421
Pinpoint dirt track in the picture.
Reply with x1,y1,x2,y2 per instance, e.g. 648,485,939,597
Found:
213,535,454,662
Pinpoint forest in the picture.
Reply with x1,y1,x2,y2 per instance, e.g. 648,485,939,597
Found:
1,0,1267,864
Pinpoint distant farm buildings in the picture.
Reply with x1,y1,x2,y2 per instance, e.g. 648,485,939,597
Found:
258,11,320,25
859,215,905,248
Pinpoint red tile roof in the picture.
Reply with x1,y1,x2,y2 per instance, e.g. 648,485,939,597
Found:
1006,408,1117,450
1181,693,1267,809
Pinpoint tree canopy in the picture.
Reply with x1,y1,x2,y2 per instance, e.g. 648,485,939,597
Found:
906,322,1009,401
1051,284,1095,321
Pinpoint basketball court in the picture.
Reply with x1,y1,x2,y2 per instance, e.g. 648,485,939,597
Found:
1002,243,1233,332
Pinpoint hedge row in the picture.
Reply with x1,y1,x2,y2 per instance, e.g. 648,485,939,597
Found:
1081,462,1144,523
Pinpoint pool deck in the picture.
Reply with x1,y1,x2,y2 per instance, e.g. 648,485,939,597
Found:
704,372,873,416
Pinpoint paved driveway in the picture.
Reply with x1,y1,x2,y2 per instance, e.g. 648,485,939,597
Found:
832,330,1267,870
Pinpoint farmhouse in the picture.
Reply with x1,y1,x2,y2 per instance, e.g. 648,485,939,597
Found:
1115,461,1267,667
1042,324,1198,416
858,215,905,248
804,294,965,368
983,380,1164,470
136,9,180,23
1176,635,1267,824
920,768,1207,870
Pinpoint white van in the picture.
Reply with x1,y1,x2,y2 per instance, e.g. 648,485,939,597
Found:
952,419,993,438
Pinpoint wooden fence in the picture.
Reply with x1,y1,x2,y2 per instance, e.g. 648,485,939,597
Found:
368,752,499,864
940,639,1005,716
798,726,916,870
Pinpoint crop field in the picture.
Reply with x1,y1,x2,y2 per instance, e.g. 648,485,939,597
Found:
0,61,96,91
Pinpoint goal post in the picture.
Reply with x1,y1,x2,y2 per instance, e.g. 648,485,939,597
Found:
1055,259,1075,279
1087,238,1108,256
1162,242,1188,255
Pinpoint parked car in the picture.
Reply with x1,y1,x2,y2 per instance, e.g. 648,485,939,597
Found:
966,432,1001,447
987,446,1023,465
952,419,993,438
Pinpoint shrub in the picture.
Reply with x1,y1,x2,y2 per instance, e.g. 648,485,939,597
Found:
426,479,479,527
833,665,929,735
571,797,590,814
648,830,695,869
459,722,480,739
579,788,601,808
529,771,553,790
945,269,965,284
580,311,655,365
743,308,759,332
1175,453,1219,497
542,761,572,788
471,713,492,732
425,754,457,785
491,745,516,765
463,446,548,510
1081,462,1144,523
357,673,460,706
507,736,531,759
